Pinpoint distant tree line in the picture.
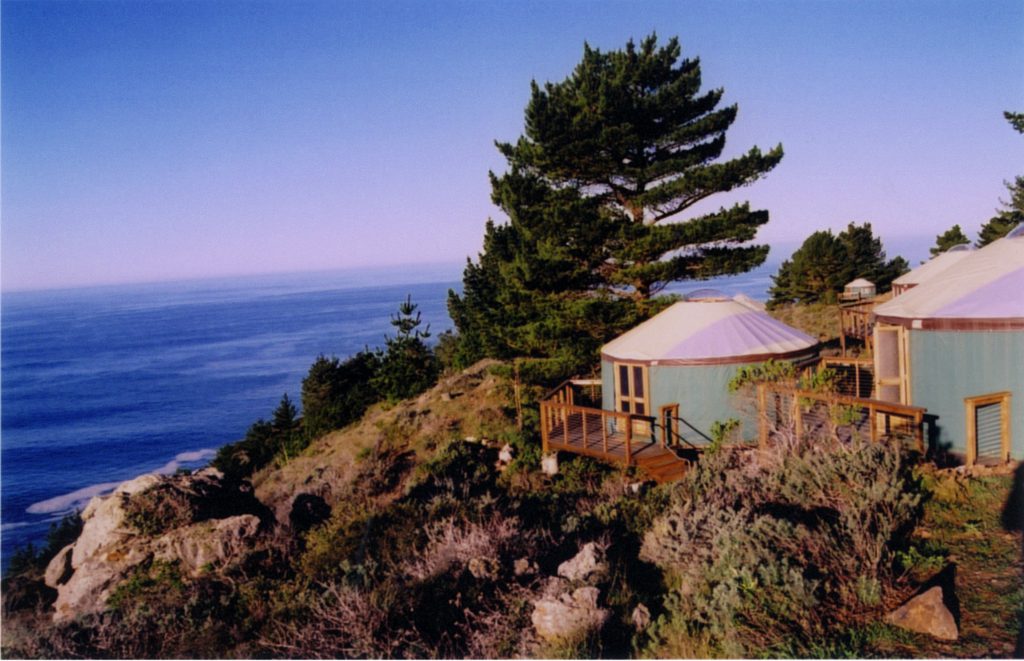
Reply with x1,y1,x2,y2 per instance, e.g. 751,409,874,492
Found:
767,222,908,308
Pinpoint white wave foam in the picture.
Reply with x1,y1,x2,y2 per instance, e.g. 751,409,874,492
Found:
1,520,35,532
154,448,216,475
25,448,217,516
26,481,121,515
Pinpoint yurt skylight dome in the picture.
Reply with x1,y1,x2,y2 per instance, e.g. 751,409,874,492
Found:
683,288,731,302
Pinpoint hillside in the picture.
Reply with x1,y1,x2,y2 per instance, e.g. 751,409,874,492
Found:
3,356,1022,658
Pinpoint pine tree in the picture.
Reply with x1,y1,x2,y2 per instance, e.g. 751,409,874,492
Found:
977,111,1024,246
272,393,298,433
500,34,782,300
450,34,782,378
372,296,439,402
930,225,970,256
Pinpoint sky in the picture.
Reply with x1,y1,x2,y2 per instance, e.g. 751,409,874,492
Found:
2,0,1022,291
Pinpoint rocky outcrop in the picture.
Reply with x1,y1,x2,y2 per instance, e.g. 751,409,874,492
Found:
531,542,611,643
557,542,608,584
531,586,609,643
886,585,959,640
45,468,267,623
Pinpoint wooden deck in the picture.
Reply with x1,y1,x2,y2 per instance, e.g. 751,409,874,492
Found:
540,395,693,483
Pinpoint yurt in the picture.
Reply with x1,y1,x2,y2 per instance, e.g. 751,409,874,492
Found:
842,278,876,301
872,230,1024,463
891,244,974,296
600,291,818,445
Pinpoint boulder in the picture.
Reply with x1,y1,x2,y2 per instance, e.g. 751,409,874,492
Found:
49,471,267,622
886,585,958,640
154,514,261,575
71,474,161,568
531,586,609,642
44,543,74,588
557,542,608,584
631,603,651,631
541,454,559,476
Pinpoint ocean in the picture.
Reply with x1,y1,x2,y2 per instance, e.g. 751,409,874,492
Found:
1,238,928,568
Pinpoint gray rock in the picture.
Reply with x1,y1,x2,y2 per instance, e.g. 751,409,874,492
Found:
531,586,609,642
498,444,514,464
154,514,261,576
541,454,559,476
631,603,651,631
886,585,958,640
49,471,265,623
44,544,74,588
557,542,608,584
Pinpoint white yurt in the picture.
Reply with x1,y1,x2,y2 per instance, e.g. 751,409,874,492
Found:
600,291,818,445
872,230,1024,462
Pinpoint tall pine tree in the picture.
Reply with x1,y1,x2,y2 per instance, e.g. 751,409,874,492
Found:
501,34,783,300
450,34,783,378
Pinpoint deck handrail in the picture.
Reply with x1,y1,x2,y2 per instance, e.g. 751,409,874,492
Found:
757,382,926,451
541,379,577,402
540,398,654,466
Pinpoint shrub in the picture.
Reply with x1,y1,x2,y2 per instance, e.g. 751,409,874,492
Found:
640,434,922,656
301,351,381,439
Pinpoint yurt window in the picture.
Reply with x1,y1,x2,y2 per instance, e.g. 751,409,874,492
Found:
965,392,1012,465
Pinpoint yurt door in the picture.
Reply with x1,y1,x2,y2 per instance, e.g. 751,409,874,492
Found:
614,363,652,438
874,325,909,404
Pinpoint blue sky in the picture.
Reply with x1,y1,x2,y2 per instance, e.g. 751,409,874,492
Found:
2,0,1022,291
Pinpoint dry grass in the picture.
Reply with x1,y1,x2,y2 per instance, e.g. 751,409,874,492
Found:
253,359,510,519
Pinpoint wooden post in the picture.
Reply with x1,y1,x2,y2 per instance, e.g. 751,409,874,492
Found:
792,393,803,439
541,402,550,454
915,411,924,453
513,362,523,431
869,404,878,443
757,383,768,447
624,414,633,467
1003,394,1012,463
965,403,976,466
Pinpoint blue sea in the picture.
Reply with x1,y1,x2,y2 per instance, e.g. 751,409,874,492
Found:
1,238,928,569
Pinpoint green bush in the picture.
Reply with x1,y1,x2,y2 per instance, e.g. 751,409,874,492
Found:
302,351,381,439
640,435,923,656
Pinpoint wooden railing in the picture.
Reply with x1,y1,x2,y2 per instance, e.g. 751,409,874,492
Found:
757,383,926,452
840,304,875,353
540,398,645,466
820,356,875,398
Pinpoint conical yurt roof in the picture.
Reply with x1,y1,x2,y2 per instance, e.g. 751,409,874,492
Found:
601,295,817,365
892,244,974,289
875,233,1024,328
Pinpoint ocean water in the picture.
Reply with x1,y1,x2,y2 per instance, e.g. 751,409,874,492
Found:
2,238,928,568
1,264,461,566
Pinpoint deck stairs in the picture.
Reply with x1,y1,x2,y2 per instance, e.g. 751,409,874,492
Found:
632,445,695,483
